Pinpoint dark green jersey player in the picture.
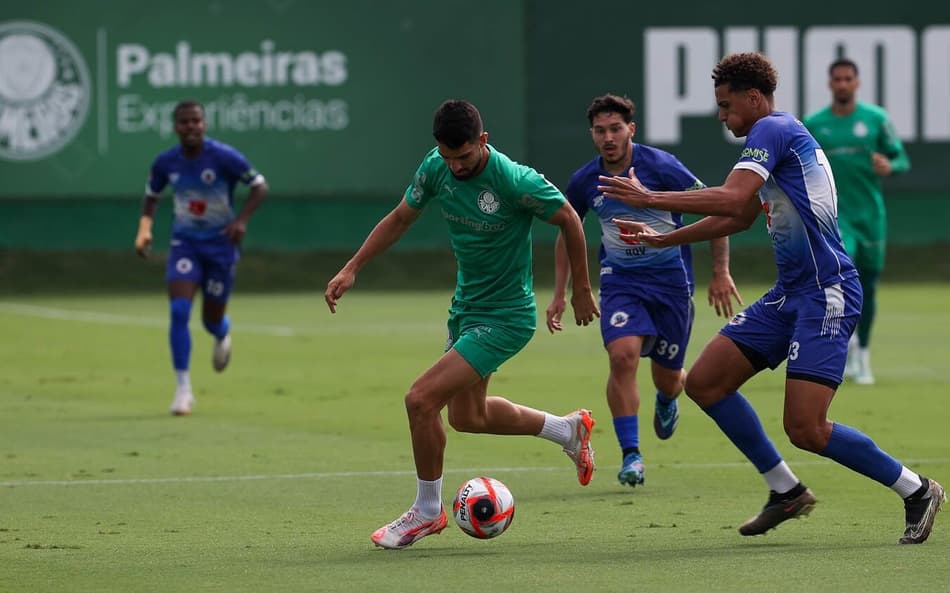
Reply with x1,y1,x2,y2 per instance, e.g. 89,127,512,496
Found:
326,100,600,550
804,58,910,385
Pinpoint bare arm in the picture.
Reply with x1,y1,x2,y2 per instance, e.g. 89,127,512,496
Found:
598,168,765,218
224,180,269,244
544,232,573,332
134,195,159,258
325,198,422,313
706,236,743,318
547,202,599,327
612,193,761,247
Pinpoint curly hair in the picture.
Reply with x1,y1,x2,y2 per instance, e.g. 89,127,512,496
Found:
711,52,778,96
586,94,636,125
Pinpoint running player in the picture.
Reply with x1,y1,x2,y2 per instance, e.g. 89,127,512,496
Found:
546,93,741,488
599,53,943,544
804,58,911,385
326,99,600,550
134,100,268,416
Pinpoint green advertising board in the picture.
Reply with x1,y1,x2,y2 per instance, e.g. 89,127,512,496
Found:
0,1,526,198
526,2,950,195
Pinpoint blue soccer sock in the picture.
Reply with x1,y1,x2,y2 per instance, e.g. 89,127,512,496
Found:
613,415,639,457
656,390,676,405
203,315,231,340
702,391,783,473
169,298,192,371
820,422,902,486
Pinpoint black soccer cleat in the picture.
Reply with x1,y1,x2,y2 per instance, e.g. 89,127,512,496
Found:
900,479,946,544
739,485,817,536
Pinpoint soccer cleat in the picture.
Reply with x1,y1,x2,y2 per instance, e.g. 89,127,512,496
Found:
738,486,817,536
854,348,874,385
654,395,679,440
213,334,232,372
370,507,448,550
617,452,645,488
843,334,860,380
900,479,946,544
562,409,596,486
170,387,194,416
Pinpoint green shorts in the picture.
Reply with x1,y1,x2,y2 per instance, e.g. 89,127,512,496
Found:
446,303,536,378
840,220,886,274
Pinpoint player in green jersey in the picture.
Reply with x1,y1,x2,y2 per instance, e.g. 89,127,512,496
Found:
804,58,910,385
325,99,601,549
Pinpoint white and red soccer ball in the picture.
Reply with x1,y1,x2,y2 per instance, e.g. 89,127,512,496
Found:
452,476,515,539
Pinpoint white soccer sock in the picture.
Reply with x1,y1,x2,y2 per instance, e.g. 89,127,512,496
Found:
175,370,191,389
413,477,443,518
537,413,572,447
890,466,924,498
763,461,800,493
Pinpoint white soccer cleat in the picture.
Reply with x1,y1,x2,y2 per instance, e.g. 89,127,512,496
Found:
843,334,860,380
213,334,232,372
170,387,195,416
855,348,874,385
370,507,448,550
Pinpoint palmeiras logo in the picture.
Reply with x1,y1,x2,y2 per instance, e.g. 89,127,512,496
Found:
0,20,91,161
477,190,500,214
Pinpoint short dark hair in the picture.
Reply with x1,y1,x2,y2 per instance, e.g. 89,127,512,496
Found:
432,100,483,148
173,100,204,120
712,52,778,97
586,94,636,125
829,58,859,76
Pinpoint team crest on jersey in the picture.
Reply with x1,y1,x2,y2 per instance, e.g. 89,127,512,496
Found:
201,169,216,185
175,257,194,274
593,195,604,208
853,121,869,138
477,190,499,214
169,173,180,184
0,20,91,161
610,311,630,327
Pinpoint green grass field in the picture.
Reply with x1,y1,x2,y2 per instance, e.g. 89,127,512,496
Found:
1,284,948,593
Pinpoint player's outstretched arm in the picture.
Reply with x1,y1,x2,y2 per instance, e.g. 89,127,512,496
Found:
325,199,422,313
134,196,159,258
547,203,598,327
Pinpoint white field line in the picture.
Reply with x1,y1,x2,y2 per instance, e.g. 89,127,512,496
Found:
0,302,297,336
3,458,950,488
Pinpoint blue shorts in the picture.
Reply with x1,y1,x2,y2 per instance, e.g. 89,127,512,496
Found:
719,276,862,386
599,275,694,370
166,234,240,303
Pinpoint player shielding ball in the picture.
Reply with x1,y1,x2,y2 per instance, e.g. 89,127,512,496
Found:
326,99,600,550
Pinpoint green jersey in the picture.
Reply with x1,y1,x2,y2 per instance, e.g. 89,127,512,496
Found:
803,102,910,240
405,145,566,308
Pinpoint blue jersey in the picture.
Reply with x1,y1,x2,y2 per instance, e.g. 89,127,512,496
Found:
565,144,704,292
735,112,857,294
146,138,264,240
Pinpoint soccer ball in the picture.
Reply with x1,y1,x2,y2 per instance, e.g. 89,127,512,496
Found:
452,476,515,539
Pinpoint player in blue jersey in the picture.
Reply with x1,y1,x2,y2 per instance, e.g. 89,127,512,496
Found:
598,53,943,544
546,94,741,488
326,100,600,549
134,100,268,416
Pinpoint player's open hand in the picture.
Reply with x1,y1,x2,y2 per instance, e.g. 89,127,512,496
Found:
570,288,600,327
325,269,356,313
611,218,664,246
707,270,743,318
597,167,650,207
545,296,567,333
